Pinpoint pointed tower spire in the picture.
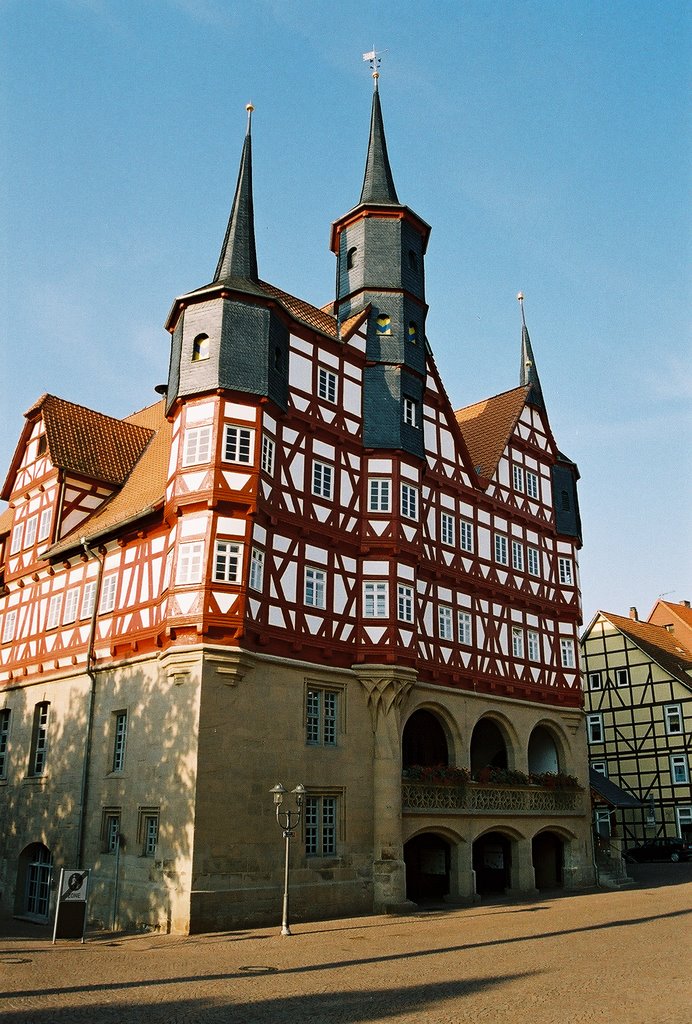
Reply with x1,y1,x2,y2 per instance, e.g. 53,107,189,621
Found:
518,293,546,410
214,104,258,282
359,71,399,205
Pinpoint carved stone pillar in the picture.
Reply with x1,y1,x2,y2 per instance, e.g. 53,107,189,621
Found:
355,664,417,912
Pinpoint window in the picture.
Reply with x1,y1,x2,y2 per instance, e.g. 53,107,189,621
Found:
305,795,337,856
408,321,418,344
401,484,418,521
102,809,121,853
46,594,62,630
30,702,50,776
261,434,275,475
440,512,455,546
527,547,540,577
304,567,326,609
249,548,265,591
10,523,23,555
458,611,472,645
512,540,524,571
24,517,38,549
664,704,683,736
408,250,418,271
595,808,611,837
615,667,629,687
438,605,453,641
183,425,212,467
112,712,127,773
2,610,17,644
176,542,204,585
191,333,209,361
306,688,338,746
346,246,357,271
213,540,242,584
317,367,337,403
677,807,692,836
138,808,159,857
591,761,608,777
99,574,117,613
558,558,573,586
312,461,333,500
512,626,524,658
460,520,474,553
398,584,414,623
560,638,576,668
670,755,689,785
0,709,10,778
38,508,52,543
63,588,79,625
80,580,97,619
403,397,418,427
223,424,253,464
512,465,524,492
375,315,391,336
588,672,602,691
526,471,539,499
37,434,48,457
527,630,540,662
368,478,391,513
364,581,388,618
494,534,508,565
587,713,603,743
162,549,173,592
561,490,571,512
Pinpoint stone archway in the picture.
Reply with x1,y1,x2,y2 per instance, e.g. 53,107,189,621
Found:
404,832,451,902
470,718,508,773
472,831,512,895
532,831,564,889
528,725,561,774
402,709,449,768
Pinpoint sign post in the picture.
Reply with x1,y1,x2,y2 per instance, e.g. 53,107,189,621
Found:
52,868,90,943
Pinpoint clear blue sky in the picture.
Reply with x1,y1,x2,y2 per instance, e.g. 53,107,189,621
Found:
1,0,689,627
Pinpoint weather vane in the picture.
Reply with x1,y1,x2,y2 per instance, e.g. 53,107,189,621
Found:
362,46,387,81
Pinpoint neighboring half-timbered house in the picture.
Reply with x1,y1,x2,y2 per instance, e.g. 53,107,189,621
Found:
0,83,594,933
582,603,692,846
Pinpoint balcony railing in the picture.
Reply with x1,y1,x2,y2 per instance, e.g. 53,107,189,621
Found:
402,780,584,815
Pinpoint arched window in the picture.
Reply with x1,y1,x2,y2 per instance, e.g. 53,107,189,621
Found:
192,334,210,361
347,246,357,270
408,321,418,345
375,315,391,336
408,249,418,271
561,489,571,512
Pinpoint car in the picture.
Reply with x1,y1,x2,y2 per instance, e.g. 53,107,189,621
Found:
623,837,692,863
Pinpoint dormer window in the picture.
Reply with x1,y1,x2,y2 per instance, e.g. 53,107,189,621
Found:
192,334,210,361
37,435,47,457
347,246,357,270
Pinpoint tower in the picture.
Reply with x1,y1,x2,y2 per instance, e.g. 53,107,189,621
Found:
165,105,289,415
330,74,431,457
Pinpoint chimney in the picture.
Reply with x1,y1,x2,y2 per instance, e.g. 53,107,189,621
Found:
629,607,639,621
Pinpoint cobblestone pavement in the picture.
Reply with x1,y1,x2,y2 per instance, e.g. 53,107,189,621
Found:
1,869,690,1024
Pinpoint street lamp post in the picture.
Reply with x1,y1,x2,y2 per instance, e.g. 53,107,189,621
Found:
270,783,305,936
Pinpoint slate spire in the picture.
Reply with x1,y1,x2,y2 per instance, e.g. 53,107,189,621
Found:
214,104,258,282
359,76,399,206
518,293,545,411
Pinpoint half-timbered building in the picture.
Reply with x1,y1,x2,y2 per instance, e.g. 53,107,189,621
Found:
582,602,692,847
0,81,595,933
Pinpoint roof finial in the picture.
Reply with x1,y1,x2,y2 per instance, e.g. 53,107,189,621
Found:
517,291,527,328
246,102,254,133
362,46,386,89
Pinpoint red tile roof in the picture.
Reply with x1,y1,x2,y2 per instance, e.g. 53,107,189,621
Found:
258,281,337,338
29,394,154,486
48,400,170,556
600,611,692,685
455,386,529,480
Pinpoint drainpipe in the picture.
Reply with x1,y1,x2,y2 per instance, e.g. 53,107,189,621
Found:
76,536,105,869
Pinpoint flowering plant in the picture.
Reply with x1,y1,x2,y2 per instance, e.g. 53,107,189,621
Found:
402,764,470,786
